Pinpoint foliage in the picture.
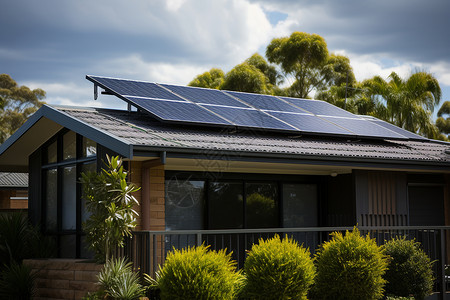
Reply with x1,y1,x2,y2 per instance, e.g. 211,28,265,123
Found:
383,237,434,300
156,244,243,300
0,74,45,143
188,68,225,89
312,227,388,300
243,234,315,300
436,101,450,140
81,155,140,263
97,257,146,300
0,261,36,299
221,62,269,94
266,32,354,98
355,71,441,139
0,212,56,266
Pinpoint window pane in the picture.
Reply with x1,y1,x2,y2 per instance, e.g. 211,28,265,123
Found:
82,137,97,157
246,183,278,228
81,163,96,223
45,169,58,232
62,166,77,230
63,131,76,160
165,179,204,230
47,141,57,164
60,234,76,258
208,181,243,229
283,184,317,227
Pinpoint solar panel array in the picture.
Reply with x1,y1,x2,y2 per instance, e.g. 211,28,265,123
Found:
86,75,427,141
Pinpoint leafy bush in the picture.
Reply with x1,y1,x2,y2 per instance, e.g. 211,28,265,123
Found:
0,212,56,265
312,227,388,300
242,234,315,299
0,261,36,299
156,244,243,300
81,155,140,262
384,237,434,300
97,257,145,300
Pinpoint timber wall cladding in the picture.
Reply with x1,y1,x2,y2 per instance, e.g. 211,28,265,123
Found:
359,171,408,226
24,259,102,300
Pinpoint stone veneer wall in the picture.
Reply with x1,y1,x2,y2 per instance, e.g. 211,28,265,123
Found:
24,259,102,300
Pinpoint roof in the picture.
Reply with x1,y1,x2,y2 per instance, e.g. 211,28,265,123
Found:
0,172,28,188
1,104,450,172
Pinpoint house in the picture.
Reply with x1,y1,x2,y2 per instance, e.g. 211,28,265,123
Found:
0,172,28,210
0,75,449,262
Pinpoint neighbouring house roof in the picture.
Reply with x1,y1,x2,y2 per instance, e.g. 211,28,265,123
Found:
1,104,449,173
0,172,28,188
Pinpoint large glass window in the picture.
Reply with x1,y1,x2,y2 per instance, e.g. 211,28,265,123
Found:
45,169,58,232
209,182,243,229
62,166,77,230
41,130,97,258
165,179,205,230
63,131,76,160
283,184,317,227
246,183,278,228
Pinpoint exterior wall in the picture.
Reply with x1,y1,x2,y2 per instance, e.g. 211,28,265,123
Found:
355,170,408,226
24,259,102,300
129,161,143,230
140,160,165,231
0,189,28,209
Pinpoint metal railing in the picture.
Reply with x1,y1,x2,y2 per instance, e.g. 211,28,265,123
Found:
121,226,450,299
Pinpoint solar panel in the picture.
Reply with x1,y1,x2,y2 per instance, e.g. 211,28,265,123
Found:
89,76,184,101
268,111,354,136
225,91,307,113
161,84,250,108
361,116,427,140
86,75,421,141
203,105,296,131
281,97,355,118
127,97,232,126
321,116,406,139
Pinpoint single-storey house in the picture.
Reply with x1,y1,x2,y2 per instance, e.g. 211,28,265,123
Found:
0,75,449,262
0,172,28,210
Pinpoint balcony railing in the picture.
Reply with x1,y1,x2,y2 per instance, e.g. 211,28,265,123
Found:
121,226,450,299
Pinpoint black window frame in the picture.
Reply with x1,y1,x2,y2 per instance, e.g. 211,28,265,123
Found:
40,129,97,258
165,171,325,230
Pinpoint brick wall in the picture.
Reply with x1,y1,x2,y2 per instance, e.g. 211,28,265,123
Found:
24,259,102,300
149,164,165,231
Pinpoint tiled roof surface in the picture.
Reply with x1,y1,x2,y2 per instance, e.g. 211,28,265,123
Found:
0,172,28,187
60,107,450,164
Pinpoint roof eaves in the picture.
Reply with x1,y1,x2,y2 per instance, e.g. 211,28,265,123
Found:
132,144,450,172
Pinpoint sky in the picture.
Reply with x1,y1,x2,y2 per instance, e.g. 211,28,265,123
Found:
1,0,450,117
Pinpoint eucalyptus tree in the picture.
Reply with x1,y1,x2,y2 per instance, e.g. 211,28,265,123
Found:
266,32,354,98
188,68,225,89
360,71,441,138
0,74,45,143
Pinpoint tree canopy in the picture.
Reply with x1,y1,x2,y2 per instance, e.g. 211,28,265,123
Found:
188,31,446,140
0,74,45,143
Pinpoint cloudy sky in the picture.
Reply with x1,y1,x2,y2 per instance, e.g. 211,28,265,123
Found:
1,0,449,116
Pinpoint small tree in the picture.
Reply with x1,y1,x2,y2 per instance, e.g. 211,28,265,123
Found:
81,155,140,263
313,227,388,300
384,237,434,300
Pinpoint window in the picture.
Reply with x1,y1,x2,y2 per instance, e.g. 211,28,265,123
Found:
165,174,318,231
41,130,97,258
165,178,205,230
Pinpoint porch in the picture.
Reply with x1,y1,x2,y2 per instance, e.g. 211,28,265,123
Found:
123,226,450,300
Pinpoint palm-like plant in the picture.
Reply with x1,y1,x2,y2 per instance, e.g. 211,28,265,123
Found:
360,71,441,138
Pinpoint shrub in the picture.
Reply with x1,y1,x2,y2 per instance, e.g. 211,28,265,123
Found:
0,212,56,266
0,261,36,299
81,155,140,263
97,257,146,300
384,237,434,300
156,244,243,300
313,227,388,300
243,234,315,299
